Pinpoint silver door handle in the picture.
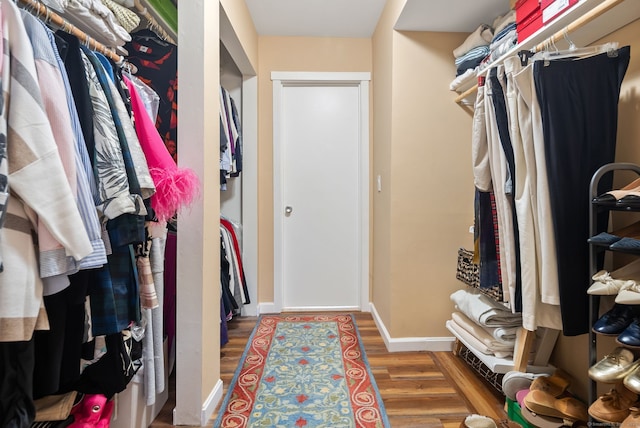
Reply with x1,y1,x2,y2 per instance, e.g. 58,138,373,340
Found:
285,206,293,215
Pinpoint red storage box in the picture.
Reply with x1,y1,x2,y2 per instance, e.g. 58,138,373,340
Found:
541,0,578,23
515,0,541,24
517,8,543,43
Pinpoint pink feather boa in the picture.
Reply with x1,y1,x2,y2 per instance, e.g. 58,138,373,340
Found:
124,75,200,221
149,166,199,222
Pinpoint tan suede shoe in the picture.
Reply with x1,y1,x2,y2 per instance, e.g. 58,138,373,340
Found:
589,386,638,424
621,407,640,428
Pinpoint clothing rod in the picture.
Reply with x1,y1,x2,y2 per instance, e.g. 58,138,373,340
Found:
16,0,124,64
454,0,626,105
134,0,177,45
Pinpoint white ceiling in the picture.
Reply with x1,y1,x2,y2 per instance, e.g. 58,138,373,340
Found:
395,0,511,32
245,0,513,37
245,0,387,37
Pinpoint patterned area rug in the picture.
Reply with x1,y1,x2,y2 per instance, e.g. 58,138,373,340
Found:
214,314,390,428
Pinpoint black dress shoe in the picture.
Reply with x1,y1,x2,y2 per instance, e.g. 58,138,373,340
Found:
593,194,620,206
617,194,640,209
593,304,640,336
618,318,640,348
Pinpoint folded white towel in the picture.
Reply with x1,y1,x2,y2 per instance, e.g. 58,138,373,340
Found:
447,319,512,359
452,311,516,350
450,288,521,327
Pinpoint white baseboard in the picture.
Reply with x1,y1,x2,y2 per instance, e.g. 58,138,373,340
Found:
369,303,455,353
202,379,223,426
257,302,279,314
282,305,360,312
174,379,223,426
242,303,258,317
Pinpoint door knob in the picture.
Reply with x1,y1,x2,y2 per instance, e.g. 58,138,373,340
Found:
285,206,293,215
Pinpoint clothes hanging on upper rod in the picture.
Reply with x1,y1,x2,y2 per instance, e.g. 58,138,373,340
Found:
220,85,243,190
125,29,178,162
0,1,199,423
472,43,631,336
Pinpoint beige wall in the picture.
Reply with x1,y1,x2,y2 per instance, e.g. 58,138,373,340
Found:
372,0,472,338
220,0,258,72
257,37,373,303
388,30,474,337
371,0,401,337
550,17,640,402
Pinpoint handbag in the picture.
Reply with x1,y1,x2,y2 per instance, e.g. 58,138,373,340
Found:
456,247,480,288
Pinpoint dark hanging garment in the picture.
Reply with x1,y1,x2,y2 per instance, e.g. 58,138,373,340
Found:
125,30,178,162
0,339,36,428
534,46,631,336
33,272,89,399
55,32,96,165
475,190,503,302
488,68,523,312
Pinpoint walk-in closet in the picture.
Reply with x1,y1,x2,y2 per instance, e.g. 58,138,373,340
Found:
4,0,640,427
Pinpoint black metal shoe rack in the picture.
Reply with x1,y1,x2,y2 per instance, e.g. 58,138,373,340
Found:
588,162,640,407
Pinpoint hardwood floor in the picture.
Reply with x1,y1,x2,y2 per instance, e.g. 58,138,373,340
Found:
150,312,508,427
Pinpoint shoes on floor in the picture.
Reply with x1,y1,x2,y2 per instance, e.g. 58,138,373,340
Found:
502,371,543,402
589,347,640,383
593,304,640,336
589,385,638,424
522,390,587,422
593,178,640,206
460,414,522,428
529,369,571,397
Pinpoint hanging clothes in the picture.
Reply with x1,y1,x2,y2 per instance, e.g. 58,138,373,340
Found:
502,55,562,332
125,29,178,162
533,46,631,336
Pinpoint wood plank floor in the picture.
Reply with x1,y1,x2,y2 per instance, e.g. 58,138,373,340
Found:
150,312,508,427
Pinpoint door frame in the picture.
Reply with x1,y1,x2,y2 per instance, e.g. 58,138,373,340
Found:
272,71,370,313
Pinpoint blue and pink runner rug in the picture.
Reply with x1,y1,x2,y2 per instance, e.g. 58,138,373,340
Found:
214,314,390,427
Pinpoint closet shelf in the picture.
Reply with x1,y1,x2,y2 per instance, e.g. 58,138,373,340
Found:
445,321,553,374
452,0,640,105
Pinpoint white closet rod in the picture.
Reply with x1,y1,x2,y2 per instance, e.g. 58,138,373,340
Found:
454,0,627,105
17,0,124,64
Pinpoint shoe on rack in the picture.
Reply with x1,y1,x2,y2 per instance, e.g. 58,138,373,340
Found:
593,304,640,336
589,347,640,383
618,193,640,209
589,221,640,248
593,177,640,206
625,365,640,394
617,289,640,305
618,319,640,348
621,406,640,428
610,237,640,255
588,259,640,296
588,232,623,247
589,385,638,424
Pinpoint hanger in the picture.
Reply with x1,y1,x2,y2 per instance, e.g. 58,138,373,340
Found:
529,28,618,65
535,41,619,65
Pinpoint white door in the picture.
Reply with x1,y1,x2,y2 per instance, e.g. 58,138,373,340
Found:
273,72,370,312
